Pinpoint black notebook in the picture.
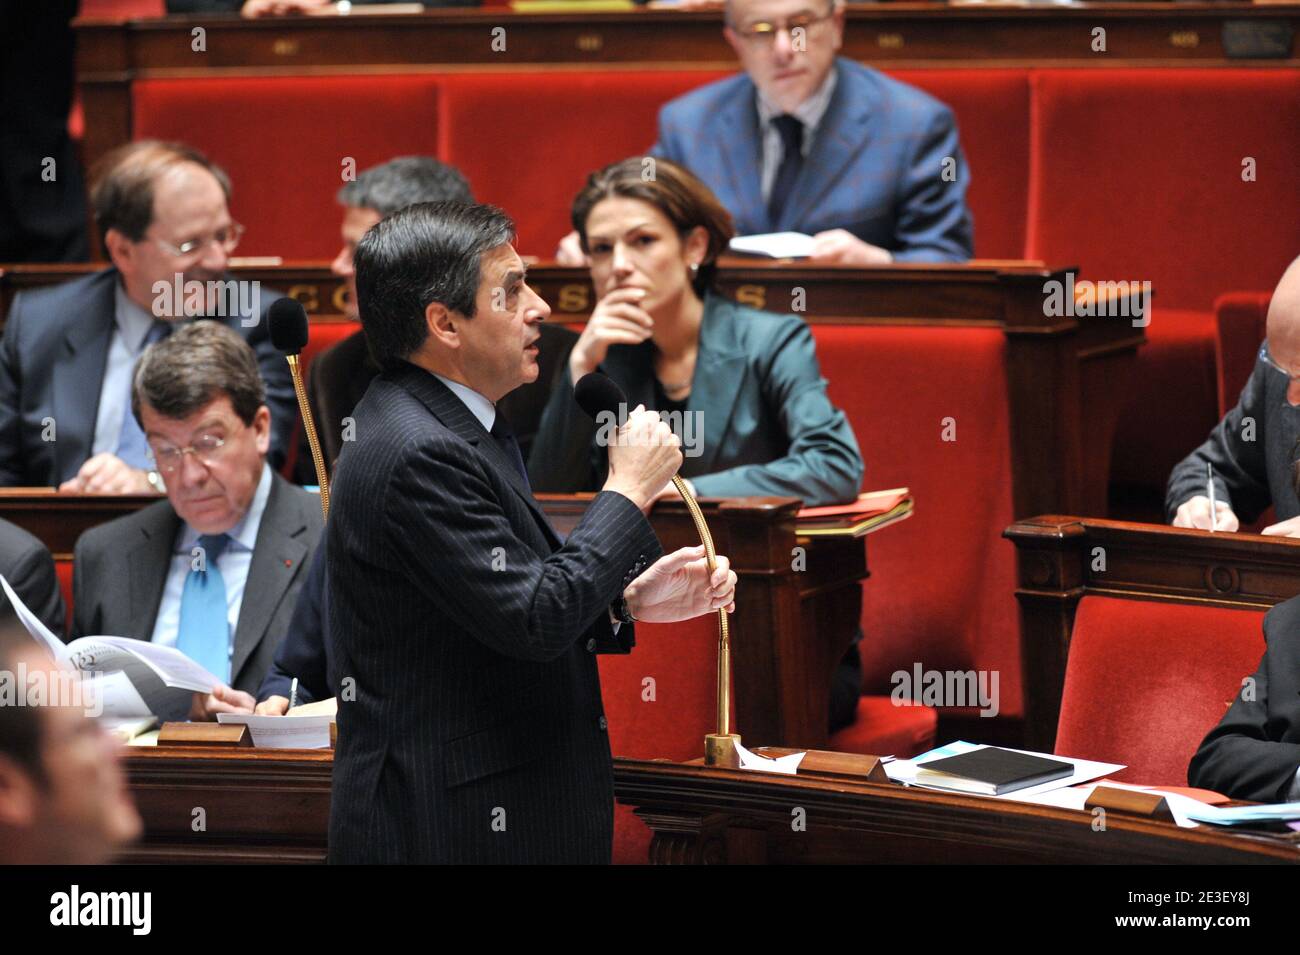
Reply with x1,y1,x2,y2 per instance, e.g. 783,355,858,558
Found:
914,747,1074,796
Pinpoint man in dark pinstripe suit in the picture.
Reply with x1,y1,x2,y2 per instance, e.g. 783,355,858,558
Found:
327,201,737,864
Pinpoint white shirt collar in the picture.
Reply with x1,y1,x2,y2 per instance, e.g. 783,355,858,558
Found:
113,281,162,353
177,461,273,554
756,64,839,135
434,373,497,433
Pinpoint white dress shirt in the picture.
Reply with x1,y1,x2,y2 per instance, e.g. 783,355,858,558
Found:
150,463,273,667
756,68,839,205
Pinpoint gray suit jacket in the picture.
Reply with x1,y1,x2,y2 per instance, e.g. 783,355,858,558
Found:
1165,351,1300,525
528,294,863,507
0,516,64,637
70,472,323,699
0,267,296,487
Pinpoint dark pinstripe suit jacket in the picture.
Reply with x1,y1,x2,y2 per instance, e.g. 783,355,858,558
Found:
326,363,662,864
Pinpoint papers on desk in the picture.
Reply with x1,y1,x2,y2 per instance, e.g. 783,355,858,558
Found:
729,232,816,259
735,740,806,774
1008,780,1300,829
886,740,1124,798
1,573,221,721
216,713,334,749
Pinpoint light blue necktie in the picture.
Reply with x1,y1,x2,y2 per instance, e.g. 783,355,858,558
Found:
115,320,172,470
176,533,231,684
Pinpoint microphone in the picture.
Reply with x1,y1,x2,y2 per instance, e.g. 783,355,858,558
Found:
574,373,740,768
269,298,329,519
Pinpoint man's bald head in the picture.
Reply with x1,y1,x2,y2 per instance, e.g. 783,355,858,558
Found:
1264,256,1300,377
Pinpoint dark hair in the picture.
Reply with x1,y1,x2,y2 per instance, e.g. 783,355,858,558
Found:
90,140,232,254
0,619,46,786
338,156,473,215
353,201,516,371
571,156,735,298
131,321,266,427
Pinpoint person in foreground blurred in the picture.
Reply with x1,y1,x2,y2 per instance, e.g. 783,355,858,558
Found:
1189,594,1300,802
327,200,736,863
72,323,322,722
1168,256,1300,535
531,158,862,731
531,157,862,506
0,622,141,864
0,517,64,637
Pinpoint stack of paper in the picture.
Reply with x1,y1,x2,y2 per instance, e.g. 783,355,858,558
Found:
796,488,914,538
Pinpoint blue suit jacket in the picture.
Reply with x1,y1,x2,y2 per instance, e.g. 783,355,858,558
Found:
653,58,973,262
0,268,296,486
528,294,863,507
258,541,329,705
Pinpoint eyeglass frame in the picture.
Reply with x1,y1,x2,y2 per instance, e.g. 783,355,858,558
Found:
150,222,246,260
1259,341,1300,384
729,7,837,43
147,432,231,475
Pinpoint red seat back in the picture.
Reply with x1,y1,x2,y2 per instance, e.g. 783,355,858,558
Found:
1055,595,1264,785
888,69,1030,261
1026,69,1300,313
1214,290,1271,417
437,71,729,256
132,76,442,258
811,325,1020,717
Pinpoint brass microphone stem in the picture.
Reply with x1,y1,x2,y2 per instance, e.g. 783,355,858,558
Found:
672,474,739,767
287,354,329,520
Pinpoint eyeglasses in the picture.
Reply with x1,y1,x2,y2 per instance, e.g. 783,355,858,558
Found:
732,9,835,43
151,222,245,260
148,433,229,475
1259,342,1300,383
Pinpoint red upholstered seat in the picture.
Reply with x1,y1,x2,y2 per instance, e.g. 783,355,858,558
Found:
810,325,1020,723
1054,595,1264,786
887,69,1030,261
437,71,729,256
829,696,937,758
1215,291,1272,417
79,0,164,15
1026,69,1300,490
132,76,442,258
600,615,722,864
304,319,360,374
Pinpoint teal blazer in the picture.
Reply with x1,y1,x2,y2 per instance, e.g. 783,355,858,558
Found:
527,295,863,507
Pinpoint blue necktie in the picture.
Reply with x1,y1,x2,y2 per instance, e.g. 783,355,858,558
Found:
176,533,231,684
768,114,805,228
116,320,173,470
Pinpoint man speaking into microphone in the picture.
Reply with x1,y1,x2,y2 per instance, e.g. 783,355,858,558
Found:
327,201,737,864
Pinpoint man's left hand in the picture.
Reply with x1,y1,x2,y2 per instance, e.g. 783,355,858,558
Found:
58,453,155,495
1261,515,1300,538
808,230,893,266
624,545,736,623
189,684,257,721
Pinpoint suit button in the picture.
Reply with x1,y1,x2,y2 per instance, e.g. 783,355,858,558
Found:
598,716,608,731
586,638,597,652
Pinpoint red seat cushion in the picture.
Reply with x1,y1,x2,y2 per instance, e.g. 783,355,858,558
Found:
829,696,937,758
1109,307,1218,489
887,69,1030,260
437,71,729,256
133,76,442,259
811,325,1021,718
1215,291,1272,417
1054,595,1264,786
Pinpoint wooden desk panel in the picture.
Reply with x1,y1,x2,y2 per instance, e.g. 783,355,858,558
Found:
117,747,1300,864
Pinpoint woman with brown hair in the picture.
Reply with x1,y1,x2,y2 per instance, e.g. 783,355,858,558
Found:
528,157,862,508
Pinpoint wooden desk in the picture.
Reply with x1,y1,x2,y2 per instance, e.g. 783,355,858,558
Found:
118,746,1300,864
1006,515,1300,750
73,5,1300,176
0,490,863,749
0,259,1143,520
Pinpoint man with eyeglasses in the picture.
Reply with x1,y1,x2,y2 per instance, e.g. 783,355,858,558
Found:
1168,256,1300,535
558,0,971,265
70,322,322,720
0,139,295,493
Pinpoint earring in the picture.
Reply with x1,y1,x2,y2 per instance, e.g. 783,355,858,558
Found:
690,262,700,274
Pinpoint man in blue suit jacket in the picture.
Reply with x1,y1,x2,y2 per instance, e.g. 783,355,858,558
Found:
655,0,971,264
0,140,295,491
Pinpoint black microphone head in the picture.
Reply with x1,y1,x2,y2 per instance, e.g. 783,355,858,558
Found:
574,372,627,421
268,297,310,355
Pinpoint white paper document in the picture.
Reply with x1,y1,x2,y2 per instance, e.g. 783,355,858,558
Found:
729,232,816,259
217,713,334,749
885,740,1124,798
735,740,806,775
